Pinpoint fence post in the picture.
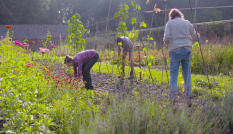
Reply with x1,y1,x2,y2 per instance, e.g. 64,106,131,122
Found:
137,45,142,80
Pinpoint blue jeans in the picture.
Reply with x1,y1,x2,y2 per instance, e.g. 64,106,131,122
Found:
169,48,192,100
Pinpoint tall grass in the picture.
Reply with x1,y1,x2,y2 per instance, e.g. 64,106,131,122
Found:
192,43,233,75
75,85,233,134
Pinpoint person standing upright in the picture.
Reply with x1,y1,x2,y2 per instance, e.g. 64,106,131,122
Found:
164,8,200,106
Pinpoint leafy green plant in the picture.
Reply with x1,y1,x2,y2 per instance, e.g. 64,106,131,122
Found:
0,43,55,133
192,43,233,75
41,30,52,48
126,1,141,42
66,13,86,55
114,4,129,36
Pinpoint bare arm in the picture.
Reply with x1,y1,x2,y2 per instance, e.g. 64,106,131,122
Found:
117,45,121,58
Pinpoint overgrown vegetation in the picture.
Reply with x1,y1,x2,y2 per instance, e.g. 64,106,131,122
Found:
1,0,233,133
1,26,233,133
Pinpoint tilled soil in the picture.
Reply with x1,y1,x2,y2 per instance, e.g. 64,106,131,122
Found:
0,61,200,132
47,62,200,108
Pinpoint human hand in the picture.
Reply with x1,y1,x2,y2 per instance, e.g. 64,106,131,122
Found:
122,52,127,58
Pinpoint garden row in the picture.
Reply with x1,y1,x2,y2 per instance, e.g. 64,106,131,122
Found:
0,32,233,133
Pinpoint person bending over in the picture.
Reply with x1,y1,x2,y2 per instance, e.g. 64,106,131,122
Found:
64,49,99,90
116,36,134,79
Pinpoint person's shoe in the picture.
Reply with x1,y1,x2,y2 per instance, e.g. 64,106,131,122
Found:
86,86,94,90
128,70,134,79
187,97,192,107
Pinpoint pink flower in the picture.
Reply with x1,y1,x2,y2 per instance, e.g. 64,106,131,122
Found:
50,45,56,49
25,63,33,67
1,36,3,38
2,40,6,43
14,40,22,46
32,41,35,44
39,47,49,53
205,40,209,43
22,43,29,47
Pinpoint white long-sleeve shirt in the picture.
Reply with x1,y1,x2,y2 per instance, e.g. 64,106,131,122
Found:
163,18,200,52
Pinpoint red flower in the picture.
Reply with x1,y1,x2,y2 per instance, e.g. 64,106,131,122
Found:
97,94,99,97
56,86,57,88
81,74,83,77
25,63,33,68
5,25,12,29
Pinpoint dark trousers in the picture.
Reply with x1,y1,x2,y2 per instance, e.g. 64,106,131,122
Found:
82,53,99,89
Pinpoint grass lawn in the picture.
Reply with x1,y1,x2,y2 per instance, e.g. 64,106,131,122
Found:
91,62,232,88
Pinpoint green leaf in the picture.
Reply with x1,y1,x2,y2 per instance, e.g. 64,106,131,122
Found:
0,109,7,115
0,117,4,120
49,122,56,126
140,22,147,28
15,118,22,128
9,102,15,108
148,63,152,67
149,55,154,59
129,32,133,38
193,42,199,47
125,5,129,9
166,58,170,64
114,12,119,18
131,1,135,7
131,17,136,25
150,37,154,40
136,5,141,10
118,42,122,46
143,48,147,51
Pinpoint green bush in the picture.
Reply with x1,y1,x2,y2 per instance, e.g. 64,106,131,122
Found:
192,43,233,75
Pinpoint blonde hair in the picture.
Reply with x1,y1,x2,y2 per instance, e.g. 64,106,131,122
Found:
64,55,73,64
169,8,184,20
